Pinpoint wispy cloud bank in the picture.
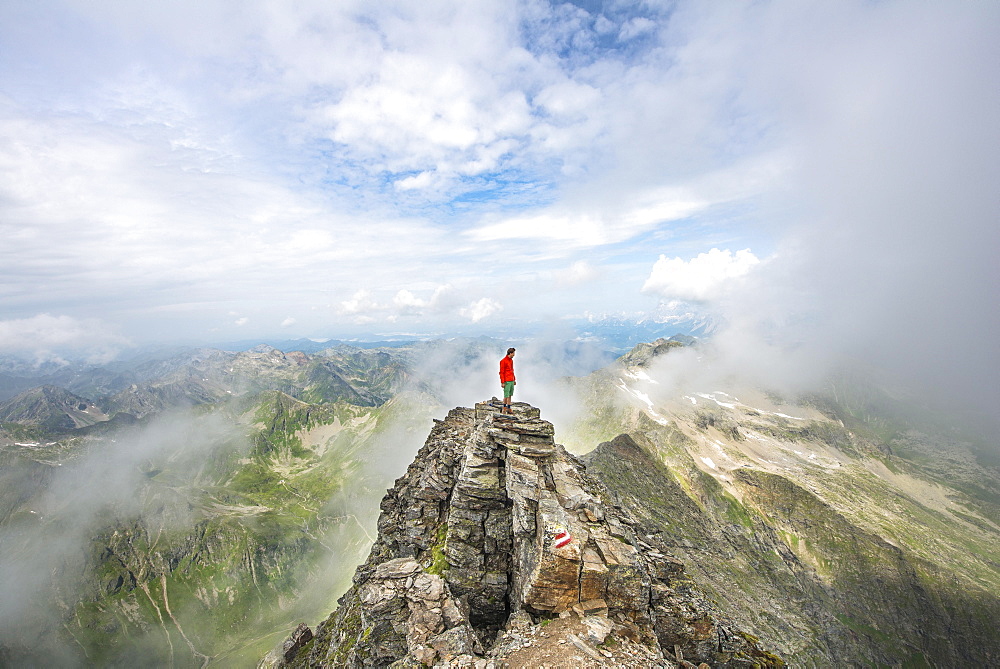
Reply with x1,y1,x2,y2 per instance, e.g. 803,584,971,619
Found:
0,314,130,363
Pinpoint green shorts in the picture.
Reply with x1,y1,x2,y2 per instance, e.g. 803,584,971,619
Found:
503,381,515,399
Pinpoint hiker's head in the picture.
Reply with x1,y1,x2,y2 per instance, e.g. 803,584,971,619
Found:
506,347,516,357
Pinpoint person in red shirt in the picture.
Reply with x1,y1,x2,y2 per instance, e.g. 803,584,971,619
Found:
499,347,516,413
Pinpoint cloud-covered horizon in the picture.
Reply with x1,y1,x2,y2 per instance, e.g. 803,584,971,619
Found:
1,1,997,414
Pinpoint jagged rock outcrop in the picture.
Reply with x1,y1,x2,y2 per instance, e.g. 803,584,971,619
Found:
266,401,782,668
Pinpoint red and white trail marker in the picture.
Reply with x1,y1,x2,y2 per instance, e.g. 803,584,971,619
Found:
553,531,572,548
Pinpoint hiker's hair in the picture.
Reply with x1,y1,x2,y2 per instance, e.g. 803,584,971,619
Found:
506,347,516,355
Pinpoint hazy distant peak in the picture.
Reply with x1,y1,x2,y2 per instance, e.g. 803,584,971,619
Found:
0,384,107,432
617,336,687,368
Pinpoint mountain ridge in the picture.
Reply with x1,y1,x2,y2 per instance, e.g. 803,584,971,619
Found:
0,384,108,432
266,400,783,668
567,344,1000,666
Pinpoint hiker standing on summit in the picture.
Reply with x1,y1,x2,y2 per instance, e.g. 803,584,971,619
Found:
499,347,516,413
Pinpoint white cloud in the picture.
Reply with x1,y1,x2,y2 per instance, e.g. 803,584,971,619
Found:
0,1,777,339
555,260,600,287
395,171,436,191
280,317,296,327
310,26,537,189
338,290,384,316
642,248,760,302
234,317,249,326
0,314,129,362
534,80,601,120
460,297,502,323
337,284,495,327
393,290,425,309
467,194,707,249
619,17,656,41
392,285,458,314
463,154,785,251
469,212,604,246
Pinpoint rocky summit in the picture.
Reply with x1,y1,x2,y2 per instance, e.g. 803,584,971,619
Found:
264,401,782,668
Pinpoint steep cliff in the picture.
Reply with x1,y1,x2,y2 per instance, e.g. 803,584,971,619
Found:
267,401,782,668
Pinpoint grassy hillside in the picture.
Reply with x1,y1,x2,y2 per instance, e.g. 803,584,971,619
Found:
0,380,436,666
573,351,1000,667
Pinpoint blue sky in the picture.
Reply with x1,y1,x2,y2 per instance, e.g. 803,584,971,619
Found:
1,1,998,410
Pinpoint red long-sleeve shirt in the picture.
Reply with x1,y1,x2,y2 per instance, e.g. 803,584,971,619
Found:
499,356,515,383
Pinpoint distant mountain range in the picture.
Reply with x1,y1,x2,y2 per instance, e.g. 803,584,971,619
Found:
0,316,708,402
1,334,996,666
570,313,716,350
0,343,416,414
0,385,107,432
0,342,442,666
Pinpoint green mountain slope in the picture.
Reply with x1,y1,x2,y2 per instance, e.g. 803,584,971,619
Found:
0,385,108,431
570,344,1000,667
0,345,436,667
102,345,408,419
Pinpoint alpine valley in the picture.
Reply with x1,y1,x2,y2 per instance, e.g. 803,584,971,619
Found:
0,337,996,667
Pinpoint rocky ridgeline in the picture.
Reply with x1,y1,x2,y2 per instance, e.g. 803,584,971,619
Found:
264,402,782,668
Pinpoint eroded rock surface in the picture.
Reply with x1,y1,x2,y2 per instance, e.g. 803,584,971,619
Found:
265,401,782,668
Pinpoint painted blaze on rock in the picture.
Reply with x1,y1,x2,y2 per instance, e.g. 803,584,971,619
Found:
267,401,782,668
496,416,648,617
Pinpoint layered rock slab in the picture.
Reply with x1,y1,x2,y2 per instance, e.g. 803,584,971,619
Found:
266,402,781,668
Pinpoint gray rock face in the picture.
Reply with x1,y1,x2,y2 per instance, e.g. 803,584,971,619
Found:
268,401,781,668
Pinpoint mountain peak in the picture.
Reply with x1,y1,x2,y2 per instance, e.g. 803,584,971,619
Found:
266,401,781,667
617,337,687,368
0,384,107,432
